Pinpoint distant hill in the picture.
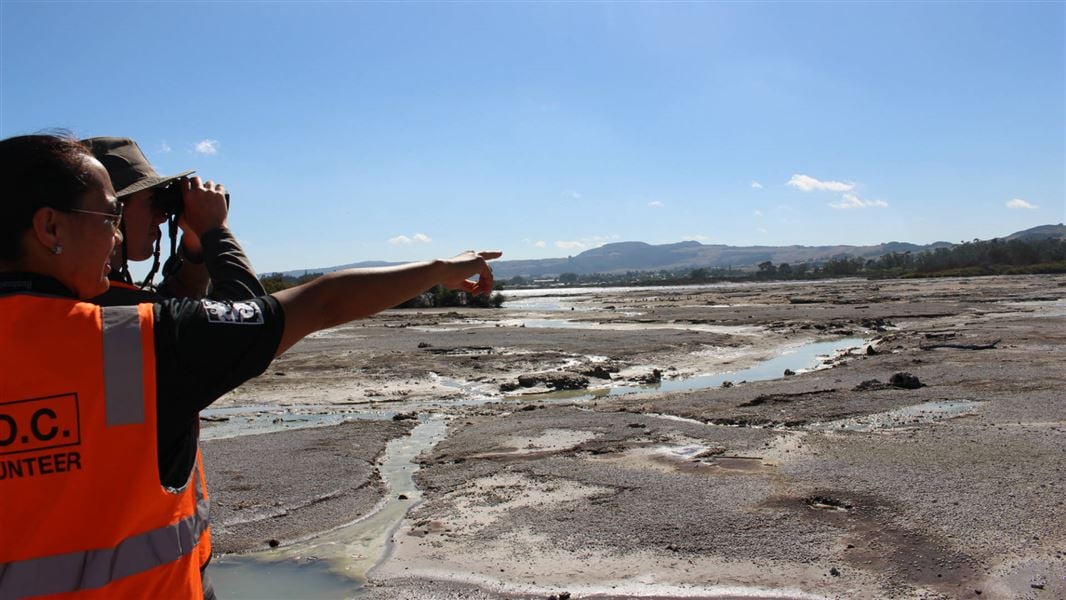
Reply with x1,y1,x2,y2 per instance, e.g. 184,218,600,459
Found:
489,239,954,279
265,224,1061,279
1002,223,1065,242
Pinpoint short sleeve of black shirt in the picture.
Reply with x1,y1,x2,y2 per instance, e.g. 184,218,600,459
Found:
154,295,285,489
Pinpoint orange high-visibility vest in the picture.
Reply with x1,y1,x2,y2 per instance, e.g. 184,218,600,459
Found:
0,293,211,599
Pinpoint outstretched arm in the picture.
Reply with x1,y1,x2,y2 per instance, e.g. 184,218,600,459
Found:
272,250,500,357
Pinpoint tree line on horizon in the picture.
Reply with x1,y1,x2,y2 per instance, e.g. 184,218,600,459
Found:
509,236,1066,286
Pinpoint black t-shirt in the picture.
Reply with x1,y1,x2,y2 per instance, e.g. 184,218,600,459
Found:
0,273,284,489
154,296,284,488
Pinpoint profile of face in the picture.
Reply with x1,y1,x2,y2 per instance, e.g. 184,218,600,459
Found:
118,187,167,261
58,159,124,298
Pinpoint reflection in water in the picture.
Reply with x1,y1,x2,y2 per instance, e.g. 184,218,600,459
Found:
527,337,867,403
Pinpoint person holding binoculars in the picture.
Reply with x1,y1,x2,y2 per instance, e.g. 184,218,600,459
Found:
82,137,264,305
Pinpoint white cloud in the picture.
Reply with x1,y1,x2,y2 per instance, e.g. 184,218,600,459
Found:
829,193,889,210
787,174,855,193
194,139,220,155
158,141,171,154
683,234,712,242
751,181,763,189
1006,198,1039,210
648,200,663,208
388,233,432,245
754,210,763,217
556,240,587,250
757,227,768,234
534,240,546,248
564,190,582,200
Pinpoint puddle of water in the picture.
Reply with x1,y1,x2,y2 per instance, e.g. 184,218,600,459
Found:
809,400,982,432
210,418,449,598
526,337,867,404
206,557,355,599
660,445,708,459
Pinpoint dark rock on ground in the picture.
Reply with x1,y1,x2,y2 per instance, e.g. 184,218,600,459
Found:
889,372,923,389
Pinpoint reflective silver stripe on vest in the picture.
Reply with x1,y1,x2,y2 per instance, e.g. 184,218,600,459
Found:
0,471,209,599
101,305,145,426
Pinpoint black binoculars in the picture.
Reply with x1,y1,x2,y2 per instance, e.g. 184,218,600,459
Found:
152,179,230,217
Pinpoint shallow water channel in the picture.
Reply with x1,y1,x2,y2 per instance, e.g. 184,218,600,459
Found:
209,336,866,598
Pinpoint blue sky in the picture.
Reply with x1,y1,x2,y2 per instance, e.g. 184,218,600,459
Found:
2,1,1063,273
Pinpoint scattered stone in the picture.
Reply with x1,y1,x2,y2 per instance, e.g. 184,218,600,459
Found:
721,380,734,388
500,381,520,392
866,345,878,356
274,371,286,376
582,365,618,379
784,369,796,377
889,372,923,389
267,539,280,548
829,567,841,577
398,494,409,500
392,412,418,421
627,422,647,428
635,369,662,384
516,372,590,390
861,317,891,331
417,341,432,348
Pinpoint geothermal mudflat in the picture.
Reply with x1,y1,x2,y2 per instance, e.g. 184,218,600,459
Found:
204,274,1066,599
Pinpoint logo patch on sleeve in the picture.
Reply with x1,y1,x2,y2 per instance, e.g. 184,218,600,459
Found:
201,299,264,325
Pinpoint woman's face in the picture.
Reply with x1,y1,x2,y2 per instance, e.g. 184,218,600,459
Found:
61,159,124,298
119,188,167,262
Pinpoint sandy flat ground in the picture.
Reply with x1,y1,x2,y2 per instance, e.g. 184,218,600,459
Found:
205,274,1066,599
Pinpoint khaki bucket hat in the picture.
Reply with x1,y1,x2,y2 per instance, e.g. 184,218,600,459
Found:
82,137,194,198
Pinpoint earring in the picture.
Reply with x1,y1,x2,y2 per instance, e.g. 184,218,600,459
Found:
52,245,63,255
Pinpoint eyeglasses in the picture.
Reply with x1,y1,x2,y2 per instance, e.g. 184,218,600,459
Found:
69,207,124,232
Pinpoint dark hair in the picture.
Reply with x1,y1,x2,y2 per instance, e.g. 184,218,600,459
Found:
0,133,96,260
